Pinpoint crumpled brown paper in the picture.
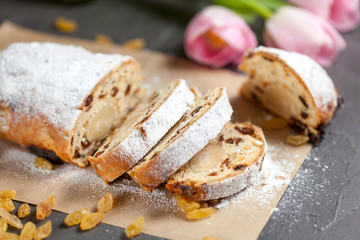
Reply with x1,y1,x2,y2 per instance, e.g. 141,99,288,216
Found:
0,21,311,240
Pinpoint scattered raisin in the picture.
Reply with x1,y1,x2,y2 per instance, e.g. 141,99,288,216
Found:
64,208,90,227
34,157,54,170
36,195,56,220
0,207,23,229
110,87,118,97
234,164,246,171
0,232,19,240
185,207,215,220
18,203,31,219
177,198,200,213
0,217,7,232
286,134,309,146
235,126,254,135
125,216,144,239
80,212,104,230
0,190,16,199
84,95,93,107
97,192,113,213
34,220,51,240
20,221,36,240
0,199,15,212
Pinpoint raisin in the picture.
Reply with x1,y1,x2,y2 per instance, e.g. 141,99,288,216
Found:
177,198,200,213
262,55,274,62
64,208,90,227
94,150,104,158
84,95,93,107
80,212,104,230
34,221,51,240
34,157,54,170
208,172,217,176
289,117,307,134
0,207,23,229
263,117,287,129
0,217,7,232
299,96,308,108
36,196,56,220
234,138,242,145
225,138,234,144
81,139,90,149
20,222,36,240
234,164,246,171
18,203,31,219
185,207,215,220
235,126,254,135
0,199,15,212
54,17,77,34
110,87,118,97
221,158,230,167
191,106,202,117
97,192,113,213
125,84,131,96
286,135,309,146
0,190,16,199
98,93,107,99
218,135,224,142
125,216,144,239
0,232,19,240
301,111,309,119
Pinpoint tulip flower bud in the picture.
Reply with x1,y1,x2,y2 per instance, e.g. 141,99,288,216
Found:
184,6,257,67
264,6,346,67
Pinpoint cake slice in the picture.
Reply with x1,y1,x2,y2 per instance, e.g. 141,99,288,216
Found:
166,122,266,201
0,42,143,167
88,79,195,183
239,46,338,144
128,88,233,191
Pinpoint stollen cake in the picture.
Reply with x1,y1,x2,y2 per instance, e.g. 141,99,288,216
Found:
88,79,195,183
0,42,143,167
166,122,266,201
239,46,338,144
128,87,233,191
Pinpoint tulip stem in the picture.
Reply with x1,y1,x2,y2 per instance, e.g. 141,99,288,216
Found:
214,0,274,19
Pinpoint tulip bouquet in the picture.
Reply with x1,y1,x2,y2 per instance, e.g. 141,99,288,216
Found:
184,0,360,68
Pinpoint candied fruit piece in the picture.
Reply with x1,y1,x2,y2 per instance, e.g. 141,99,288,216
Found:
64,208,90,227
125,216,144,239
54,17,77,34
94,34,113,44
19,222,36,240
123,38,146,50
0,232,19,240
36,196,56,220
0,207,23,229
34,157,54,170
185,207,215,220
0,217,7,232
0,190,16,199
0,199,15,212
34,221,51,240
177,197,200,213
286,134,309,146
18,203,31,219
203,237,220,240
262,117,288,129
80,212,104,231
97,192,113,213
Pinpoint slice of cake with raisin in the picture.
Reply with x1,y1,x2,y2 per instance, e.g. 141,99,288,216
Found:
239,46,338,144
0,42,143,167
166,122,266,201
88,79,195,183
128,88,233,191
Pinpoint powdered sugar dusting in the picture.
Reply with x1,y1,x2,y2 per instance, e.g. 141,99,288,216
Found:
0,42,132,133
215,143,298,208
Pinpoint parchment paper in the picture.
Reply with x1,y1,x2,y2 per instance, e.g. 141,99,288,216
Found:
0,21,312,240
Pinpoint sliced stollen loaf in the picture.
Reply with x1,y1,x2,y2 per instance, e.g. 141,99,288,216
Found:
0,42,143,167
166,122,266,201
239,46,338,144
88,79,195,183
128,87,233,191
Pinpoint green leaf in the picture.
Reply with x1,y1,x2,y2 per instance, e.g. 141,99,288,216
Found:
257,0,288,10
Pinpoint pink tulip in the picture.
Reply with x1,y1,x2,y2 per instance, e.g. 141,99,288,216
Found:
184,6,257,67
289,0,360,32
264,6,346,67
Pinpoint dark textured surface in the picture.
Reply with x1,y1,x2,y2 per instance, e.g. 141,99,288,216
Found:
0,0,359,239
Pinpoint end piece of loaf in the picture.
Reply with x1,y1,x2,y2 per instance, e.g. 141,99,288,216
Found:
0,42,143,167
128,87,233,191
166,122,266,201
88,79,195,183
239,46,338,144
